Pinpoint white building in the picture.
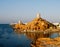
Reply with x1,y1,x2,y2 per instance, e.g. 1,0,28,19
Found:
53,23,60,27
36,13,41,18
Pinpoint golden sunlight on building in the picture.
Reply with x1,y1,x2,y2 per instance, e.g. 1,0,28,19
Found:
12,13,56,31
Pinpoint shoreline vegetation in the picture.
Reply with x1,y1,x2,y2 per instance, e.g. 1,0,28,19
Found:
11,13,60,47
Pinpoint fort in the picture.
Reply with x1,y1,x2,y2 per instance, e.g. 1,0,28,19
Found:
11,13,60,47
12,13,57,32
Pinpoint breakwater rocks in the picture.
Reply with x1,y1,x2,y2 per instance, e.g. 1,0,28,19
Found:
31,37,60,47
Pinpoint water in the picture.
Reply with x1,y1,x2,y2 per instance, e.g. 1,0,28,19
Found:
0,24,59,47
0,24,31,47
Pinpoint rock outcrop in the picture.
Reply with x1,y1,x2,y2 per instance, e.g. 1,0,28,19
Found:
31,37,60,47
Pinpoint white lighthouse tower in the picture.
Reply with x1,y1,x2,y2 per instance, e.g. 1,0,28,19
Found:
18,20,22,24
36,13,41,18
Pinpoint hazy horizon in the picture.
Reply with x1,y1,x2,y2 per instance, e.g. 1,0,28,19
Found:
0,0,60,24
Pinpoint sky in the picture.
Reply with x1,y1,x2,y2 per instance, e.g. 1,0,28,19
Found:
0,0,60,24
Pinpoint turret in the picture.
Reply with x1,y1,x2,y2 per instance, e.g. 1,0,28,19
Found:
18,20,22,24
36,13,41,18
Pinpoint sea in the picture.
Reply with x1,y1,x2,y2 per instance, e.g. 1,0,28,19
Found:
0,24,31,47
0,24,59,47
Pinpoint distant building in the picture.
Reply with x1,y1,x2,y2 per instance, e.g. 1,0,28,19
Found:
58,23,60,27
53,23,59,25
10,23,17,25
53,23,60,27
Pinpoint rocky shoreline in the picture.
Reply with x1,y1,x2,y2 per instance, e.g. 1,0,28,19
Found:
31,37,60,47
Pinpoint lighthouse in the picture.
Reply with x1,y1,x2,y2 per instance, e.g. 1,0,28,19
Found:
36,13,41,18
18,20,22,24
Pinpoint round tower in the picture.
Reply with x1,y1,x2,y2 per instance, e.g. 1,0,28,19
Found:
36,13,41,18
18,20,22,24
